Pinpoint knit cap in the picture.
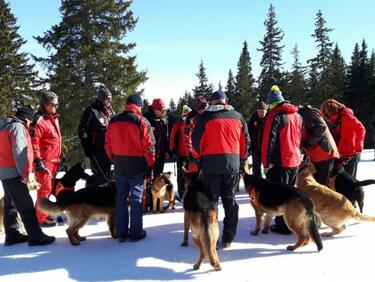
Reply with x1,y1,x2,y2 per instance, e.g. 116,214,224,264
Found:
151,98,166,111
126,94,143,107
97,84,112,101
266,85,284,105
209,90,227,101
15,105,35,121
182,105,192,116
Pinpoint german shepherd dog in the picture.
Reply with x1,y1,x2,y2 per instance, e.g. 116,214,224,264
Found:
151,172,175,213
297,162,375,237
180,170,221,271
243,173,322,251
38,163,117,246
328,166,375,213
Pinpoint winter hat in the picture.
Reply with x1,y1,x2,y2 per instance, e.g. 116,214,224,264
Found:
209,90,227,101
194,96,208,110
97,84,112,101
266,85,284,105
15,105,35,121
182,105,192,116
126,93,143,107
151,98,166,111
257,101,267,110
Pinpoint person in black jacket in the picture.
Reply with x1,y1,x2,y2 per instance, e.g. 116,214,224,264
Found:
143,98,169,176
247,101,267,177
78,84,115,185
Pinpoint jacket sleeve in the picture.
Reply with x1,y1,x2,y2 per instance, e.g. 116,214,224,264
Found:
78,107,94,156
11,123,33,179
266,115,282,165
192,114,206,156
240,117,251,160
305,109,326,146
341,114,366,155
169,123,178,153
141,117,156,168
104,121,113,162
30,119,44,160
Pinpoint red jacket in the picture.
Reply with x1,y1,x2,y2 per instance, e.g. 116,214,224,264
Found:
329,107,366,158
30,112,62,163
262,103,302,168
170,119,189,157
0,116,33,180
105,103,155,176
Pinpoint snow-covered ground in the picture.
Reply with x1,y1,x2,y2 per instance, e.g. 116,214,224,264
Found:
1,149,375,282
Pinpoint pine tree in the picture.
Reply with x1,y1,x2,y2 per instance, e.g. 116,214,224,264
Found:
33,0,147,165
257,4,285,101
0,0,38,116
283,44,308,106
225,69,236,103
142,98,150,115
167,98,179,126
192,60,213,100
234,41,256,119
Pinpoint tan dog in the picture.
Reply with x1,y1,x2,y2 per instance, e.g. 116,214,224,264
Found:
151,172,175,213
296,162,375,237
180,169,221,271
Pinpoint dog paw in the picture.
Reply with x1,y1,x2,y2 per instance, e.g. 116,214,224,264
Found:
193,263,201,270
250,230,260,236
261,229,269,234
180,241,188,247
286,245,296,251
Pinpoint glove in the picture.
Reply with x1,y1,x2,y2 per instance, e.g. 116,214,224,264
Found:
35,158,47,173
302,140,312,149
145,167,153,182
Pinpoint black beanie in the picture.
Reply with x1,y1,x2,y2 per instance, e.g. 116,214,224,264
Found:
15,105,35,121
126,94,143,107
97,85,111,101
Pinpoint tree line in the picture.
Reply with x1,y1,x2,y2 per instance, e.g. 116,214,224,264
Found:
1,1,374,167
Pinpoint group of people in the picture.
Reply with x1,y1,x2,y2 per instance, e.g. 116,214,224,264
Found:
0,83,367,247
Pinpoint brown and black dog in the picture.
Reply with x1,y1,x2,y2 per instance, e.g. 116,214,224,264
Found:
243,172,323,251
151,172,175,213
38,163,117,246
328,166,375,213
180,170,221,271
297,162,375,237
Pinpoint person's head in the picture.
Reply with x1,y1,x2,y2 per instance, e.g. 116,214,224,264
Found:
208,90,227,105
257,101,267,118
320,99,344,119
97,85,112,107
126,93,143,108
194,95,208,114
15,105,35,125
151,98,166,118
266,85,284,109
40,90,59,115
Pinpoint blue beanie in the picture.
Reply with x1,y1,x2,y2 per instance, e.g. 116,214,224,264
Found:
209,90,227,101
126,94,143,107
266,85,284,105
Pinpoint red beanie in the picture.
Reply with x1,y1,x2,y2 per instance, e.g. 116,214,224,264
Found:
152,98,165,111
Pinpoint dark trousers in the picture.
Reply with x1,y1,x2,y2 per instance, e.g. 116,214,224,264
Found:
153,154,166,177
252,155,263,177
266,166,298,233
201,172,240,243
343,154,360,179
176,156,188,199
313,158,335,186
90,150,112,185
2,177,44,242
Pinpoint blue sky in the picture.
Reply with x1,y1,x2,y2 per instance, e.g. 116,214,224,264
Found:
8,0,375,103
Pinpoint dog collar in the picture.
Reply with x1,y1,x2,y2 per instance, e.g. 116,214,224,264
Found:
55,182,74,197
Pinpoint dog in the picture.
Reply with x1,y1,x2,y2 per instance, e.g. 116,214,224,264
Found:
328,166,375,213
180,170,221,271
38,163,117,246
151,172,175,213
297,162,375,237
243,172,322,251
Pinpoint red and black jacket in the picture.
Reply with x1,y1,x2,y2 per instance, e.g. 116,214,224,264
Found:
170,119,189,157
105,104,155,176
192,104,250,175
261,102,302,168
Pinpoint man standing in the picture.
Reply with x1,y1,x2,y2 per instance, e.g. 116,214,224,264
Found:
78,84,115,184
247,101,267,177
262,85,303,234
0,106,55,246
30,91,62,227
192,90,250,248
105,94,155,242
144,98,169,176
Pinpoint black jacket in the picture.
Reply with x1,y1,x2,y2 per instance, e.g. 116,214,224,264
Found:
247,112,266,157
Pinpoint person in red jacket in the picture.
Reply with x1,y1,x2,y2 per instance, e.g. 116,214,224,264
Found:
0,106,55,246
170,105,192,200
30,91,62,227
298,105,339,185
320,99,366,178
192,90,250,248
262,85,303,234
105,94,155,242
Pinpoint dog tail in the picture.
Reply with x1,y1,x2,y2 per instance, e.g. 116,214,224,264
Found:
300,196,323,252
354,212,375,222
203,208,220,269
38,198,64,216
353,179,375,187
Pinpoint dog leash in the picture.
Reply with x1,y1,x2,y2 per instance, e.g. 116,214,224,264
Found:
92,155,112,184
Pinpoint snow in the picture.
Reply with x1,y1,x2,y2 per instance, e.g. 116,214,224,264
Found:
1,149,375,282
